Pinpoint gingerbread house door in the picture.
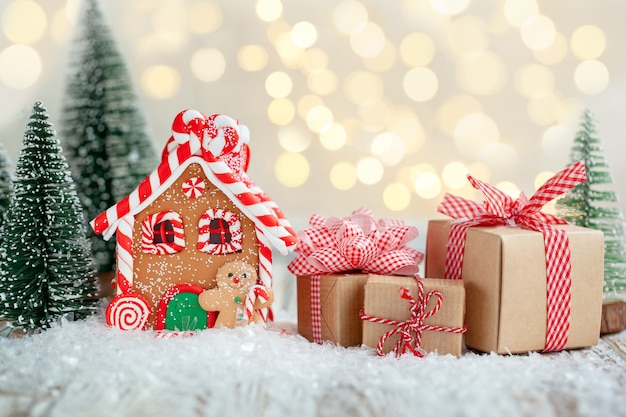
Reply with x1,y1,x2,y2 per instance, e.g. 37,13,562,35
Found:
155,284,218,331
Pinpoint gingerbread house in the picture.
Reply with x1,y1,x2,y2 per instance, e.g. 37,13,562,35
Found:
91,109,298,331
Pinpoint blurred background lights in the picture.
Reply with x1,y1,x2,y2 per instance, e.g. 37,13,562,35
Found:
190,48,225,82
306,105,334,133
307,69,339,96
442,161,469,189
350,22,386,58
494,181,520,199
302,48,329,73
237,44,268,72
534,170,555,190
575,60,609,94
291,21,318,48
520,15,556,51
370,133,405,166
319,123,347,151
429,0,471,15
333,0,368,35
532,32,567,65
267,98,296,126
527,93,559,125
447,16,489,56
453,113,500,158
140,65,181,99
356,157,384,185
0,45,41,89
265,71,293,99
362,41,397,73
274,152,310,187
503,0,538,28
344,71,384,104
274,32,305,69
515,64,555,98
297,94,324,120
456,51,506,95
330,162,357,190
403,67,439,102
188,1,223,34
570,25,606,60
399,32,435,67
414,171,442,199
2,0,47,44
278,126,312,153
542,125,573,155
256,0,283,22
436,94,483,136
383,183,411,211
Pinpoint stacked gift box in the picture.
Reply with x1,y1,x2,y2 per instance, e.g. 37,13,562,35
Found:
289,162,605,357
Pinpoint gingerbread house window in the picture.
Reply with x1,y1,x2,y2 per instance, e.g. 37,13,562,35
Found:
141,211,185,254
197,208,243,255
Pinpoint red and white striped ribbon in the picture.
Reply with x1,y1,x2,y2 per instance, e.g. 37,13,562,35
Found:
310,275,323,343
360,275,467,358
437,161,586,352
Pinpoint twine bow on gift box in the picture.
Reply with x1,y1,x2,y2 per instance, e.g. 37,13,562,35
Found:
288,208,424,344
437,161,587,352
360,275,467,358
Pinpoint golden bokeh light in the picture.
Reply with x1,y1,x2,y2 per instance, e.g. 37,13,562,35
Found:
520,15,556,51
265,71,293,99
188,1,223,34
446,16,489,57
0,45,41,89
237,44,269,72
152,2,187,43
267,98,296,125
278,126,312,153
456,51,507,95
403,67,439,102
297,95,324,120
515,64,555,98
330,162,357,190
436,94,484,136
503,0,538,28
371,133,405,166
274,152,310,187
429,0,470,15
307,69,339,96
527,93,559,125
362,41,397,73
333,0,368,35
344,71,385,104
414,171,442,199
256,0,283,22
387,107,426,154
2,0,47,44
358,99,389,132
532,32,567,65
481,143,519,170
442,161,469,189
399,32,435,67
383,183,411,211
534,170,555,190
454,113,500,158
356,157,384,185
51,9,72,44
574,60,609,95
302,48,329,73
306,105,334,133
541,125,573,156
267,20,290,43
495,181,520,199
319,123,347,151
275,31,306,69
190,48,226,82
291,21,318,48
140,65,181,99
466,162,491,183
350,22,386,58
570,25,606,60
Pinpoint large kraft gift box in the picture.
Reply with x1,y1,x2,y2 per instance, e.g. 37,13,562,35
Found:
296,273,369,346
288,208,424,346
362,275,466,357
426,219,604,354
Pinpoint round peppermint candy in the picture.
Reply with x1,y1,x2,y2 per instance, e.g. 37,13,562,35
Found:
106,293,151,331
182,177,205,199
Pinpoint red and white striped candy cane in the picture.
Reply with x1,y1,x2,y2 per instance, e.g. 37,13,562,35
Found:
245,284,272,322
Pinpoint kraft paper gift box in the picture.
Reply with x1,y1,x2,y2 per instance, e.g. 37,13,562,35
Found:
296,273,369,346
425,219,604,354
361,275,466,357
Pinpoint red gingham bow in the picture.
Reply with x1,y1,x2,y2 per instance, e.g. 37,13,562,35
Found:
437,161,587,352
287,208,424,277
360,275,467,358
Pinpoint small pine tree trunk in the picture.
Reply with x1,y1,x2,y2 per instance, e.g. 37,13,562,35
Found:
601,300,626,335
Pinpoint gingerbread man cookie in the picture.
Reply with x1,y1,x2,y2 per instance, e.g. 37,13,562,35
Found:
198,261,274,328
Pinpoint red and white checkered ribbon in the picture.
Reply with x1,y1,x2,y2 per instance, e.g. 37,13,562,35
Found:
288,208,424,344
359,274,467,358
437,161,586,352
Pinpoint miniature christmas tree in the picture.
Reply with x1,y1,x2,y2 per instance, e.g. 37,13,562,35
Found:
60,0,158,273
0,101,99,332
0,143,12,224
556,109,626,301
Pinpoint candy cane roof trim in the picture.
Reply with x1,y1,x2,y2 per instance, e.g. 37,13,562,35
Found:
90,110,298,255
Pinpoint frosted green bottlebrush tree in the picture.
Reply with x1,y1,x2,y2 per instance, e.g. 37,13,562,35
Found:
0,143,12,224
556,109,626,299
0,102,99,332
60,0,158,273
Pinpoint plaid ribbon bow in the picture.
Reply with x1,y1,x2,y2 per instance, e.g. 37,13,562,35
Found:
437,161,587,352
359,275,467,358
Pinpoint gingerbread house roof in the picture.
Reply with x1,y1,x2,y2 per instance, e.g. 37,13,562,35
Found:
90,109,298,255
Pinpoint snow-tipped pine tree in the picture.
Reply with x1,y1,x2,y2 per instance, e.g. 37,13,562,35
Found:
0,143,12,224
556,109,626,300
0,101,99,331
60,0,158,273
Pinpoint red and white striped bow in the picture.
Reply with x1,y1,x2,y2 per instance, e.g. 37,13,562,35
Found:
437,161,587,352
